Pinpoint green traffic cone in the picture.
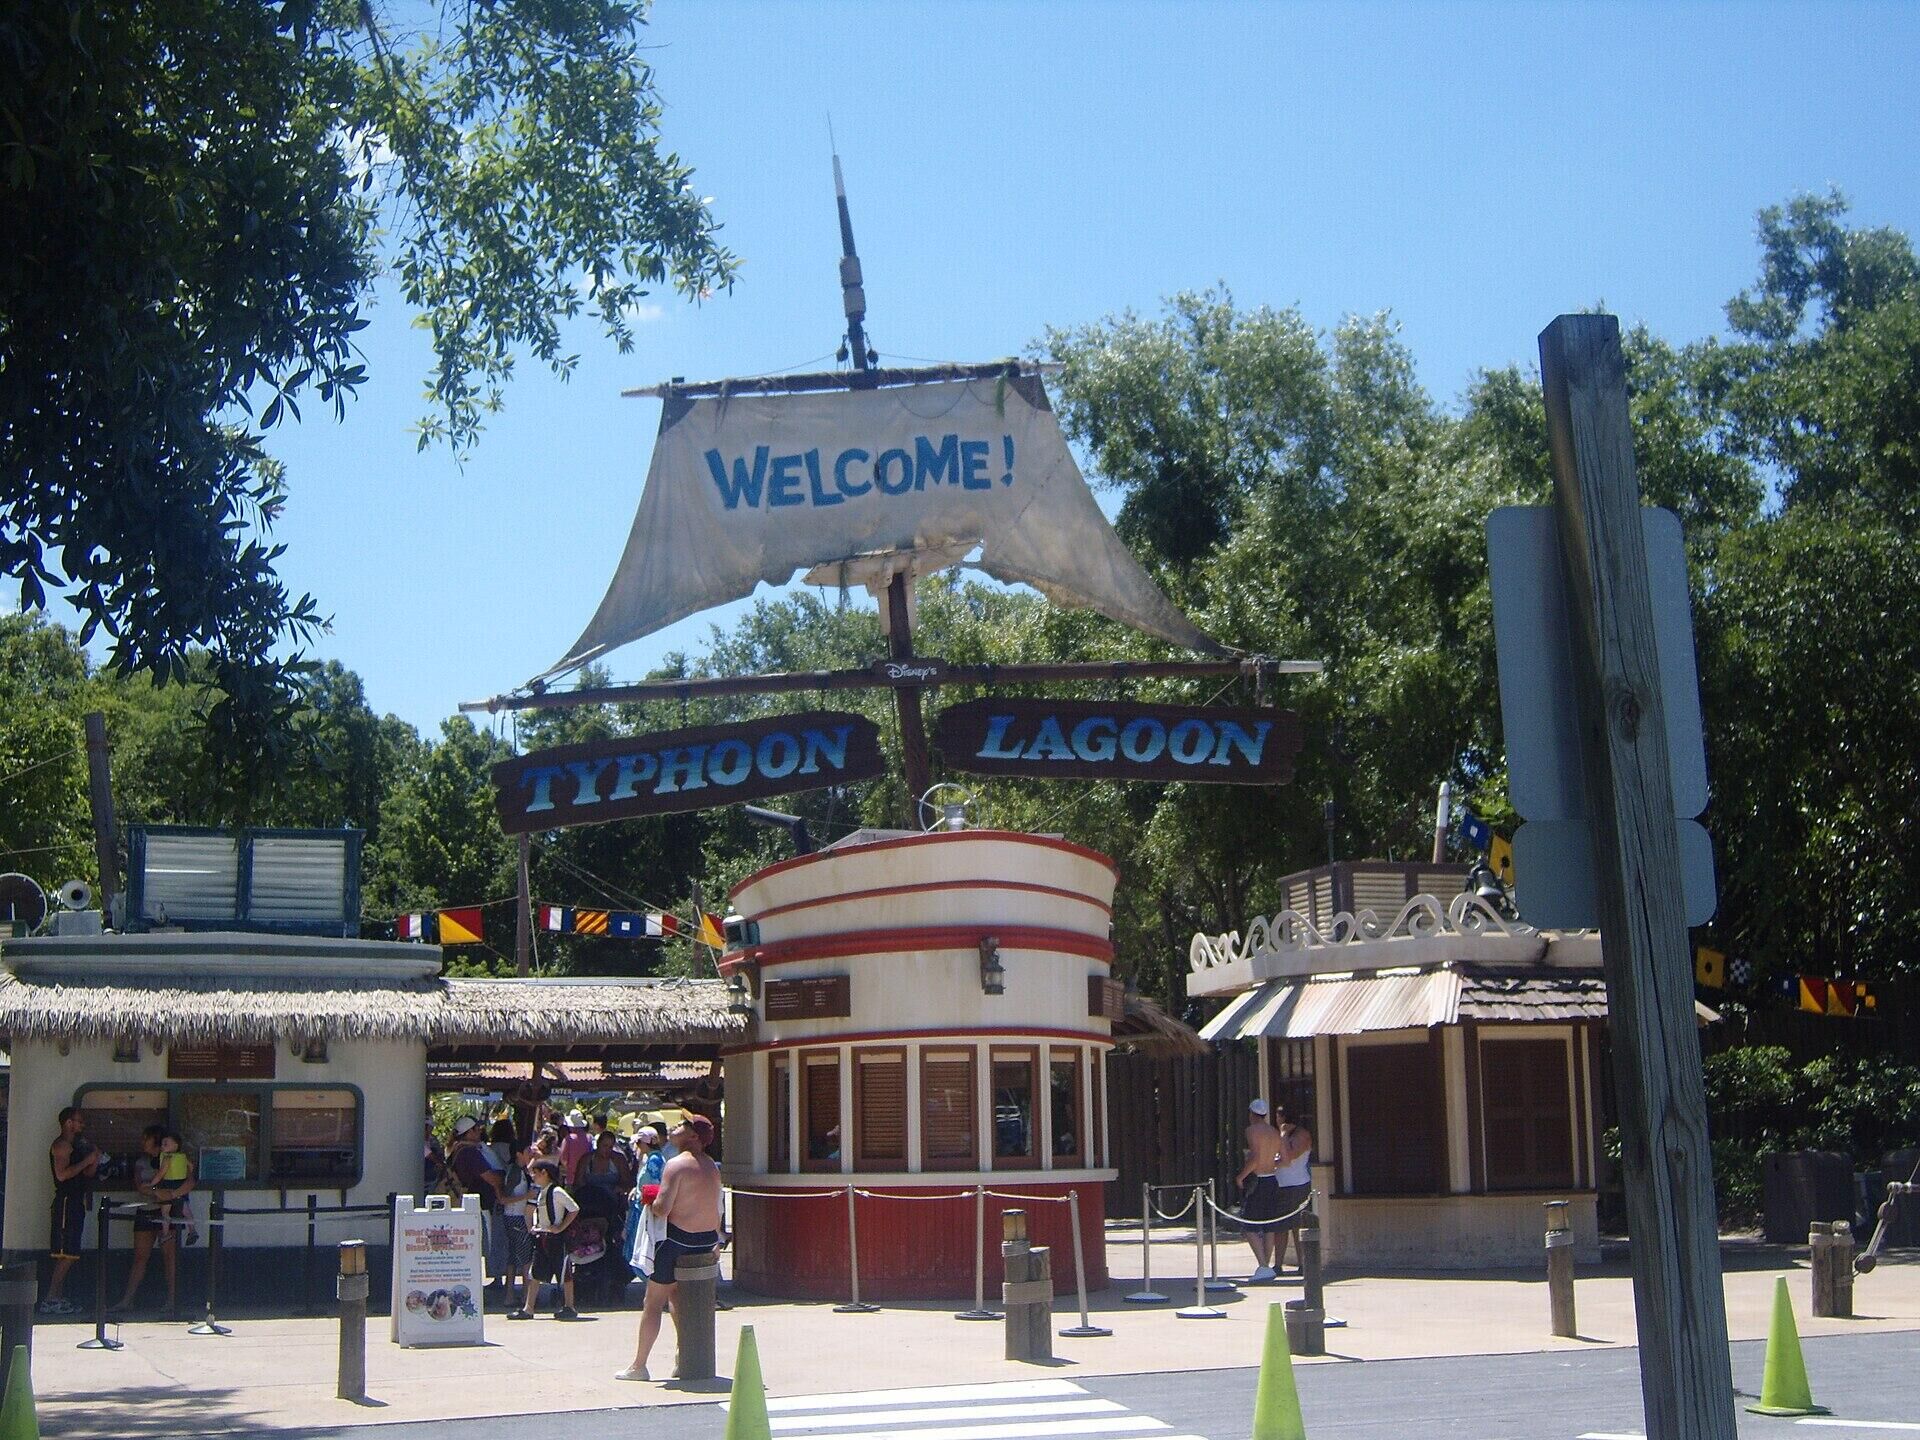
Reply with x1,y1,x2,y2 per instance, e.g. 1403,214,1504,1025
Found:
1252,1302,1306,1440
1746,1276,1828,1416
724,1324,771,1440
0,1345,38,1440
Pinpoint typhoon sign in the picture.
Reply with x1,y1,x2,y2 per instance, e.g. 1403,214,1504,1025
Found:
935,700,1303,785
491,711,885,834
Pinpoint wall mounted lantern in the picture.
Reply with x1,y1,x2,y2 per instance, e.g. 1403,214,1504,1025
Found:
978,935,1005,995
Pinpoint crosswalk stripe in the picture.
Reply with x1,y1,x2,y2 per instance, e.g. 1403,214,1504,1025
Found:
758,1380,1089,1413
754,1419,1169,1440
1577,1432,1646,1439
774,1399,1126,1431
1796,1423,1920,1433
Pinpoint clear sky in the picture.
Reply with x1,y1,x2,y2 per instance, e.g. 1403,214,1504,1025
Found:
55,2,1920,738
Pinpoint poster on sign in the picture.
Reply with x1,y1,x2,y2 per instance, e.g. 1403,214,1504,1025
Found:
390,1195,485,1347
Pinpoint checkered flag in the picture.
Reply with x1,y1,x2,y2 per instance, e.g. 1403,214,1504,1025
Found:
1728,955,1753,989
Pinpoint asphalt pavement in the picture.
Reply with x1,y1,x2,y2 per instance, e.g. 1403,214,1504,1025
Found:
253,1331,1920,1440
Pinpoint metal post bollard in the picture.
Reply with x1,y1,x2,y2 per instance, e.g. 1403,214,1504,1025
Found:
955,1185,999,1320
336,1241,368,1402
1177,1185,1224,1319
673,1252,720,1382
1000,1210,1052,1362
0,1261,36,1369
1285,1219,1326,1356
1059,1189,1111,1338
301,1194,321,1316
1545,1199,1577,1338
78,1200,123,1351
831,1185,878,1313
1203,1179,1236,1292
188,1193,232,1336
1125,1182,1166,1303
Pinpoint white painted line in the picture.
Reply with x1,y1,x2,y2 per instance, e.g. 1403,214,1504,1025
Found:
755,1417,1170,1440
774,1400,1126,1431
758,1380,1089,1413
1577,1432,1646,1439
1796,1423,1920,1433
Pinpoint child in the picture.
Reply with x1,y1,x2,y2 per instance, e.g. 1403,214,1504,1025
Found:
510,1158,579,1321
157,1130,198,1245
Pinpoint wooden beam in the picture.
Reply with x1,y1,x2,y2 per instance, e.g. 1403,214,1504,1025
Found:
621,359,1061,399
461,656,1322,715
1538,314,1734,1440
885,571,933,820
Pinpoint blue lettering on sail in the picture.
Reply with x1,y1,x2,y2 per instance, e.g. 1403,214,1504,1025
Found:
700,434,1017,509
705,446,769,509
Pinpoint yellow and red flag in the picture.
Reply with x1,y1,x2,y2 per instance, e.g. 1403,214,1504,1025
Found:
697,911,727,949
438,907,483,945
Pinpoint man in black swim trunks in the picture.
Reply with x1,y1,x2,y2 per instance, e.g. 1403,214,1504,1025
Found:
616,1114,722,1381
44,1105,99,1314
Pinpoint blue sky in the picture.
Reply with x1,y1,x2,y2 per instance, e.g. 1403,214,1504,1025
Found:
58,2,1920,737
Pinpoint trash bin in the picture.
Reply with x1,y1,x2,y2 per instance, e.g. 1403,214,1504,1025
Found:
1881,1149,1920,1247
1762,1151,1852,1245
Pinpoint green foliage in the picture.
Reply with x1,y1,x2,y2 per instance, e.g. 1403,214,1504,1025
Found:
0,0,732,784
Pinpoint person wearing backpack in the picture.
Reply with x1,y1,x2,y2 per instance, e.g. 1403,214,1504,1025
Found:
448,1115,509,1293
511,1157,580,1321
494,1128,534,1311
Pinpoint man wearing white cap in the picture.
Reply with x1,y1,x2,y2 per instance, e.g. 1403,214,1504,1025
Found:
1235,1098,1284,1281
558,1108,593,1187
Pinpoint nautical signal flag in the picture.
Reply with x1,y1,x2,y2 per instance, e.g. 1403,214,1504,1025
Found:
1728,955,1753,988
438,907,484,945
1459,811,1493,852
573,909,609,936
645,911,682,938
397,913,428,941
1695,946,1726,989
698,911,727,949
1489,833,1515,885
537,904,570,933
608,912,646,939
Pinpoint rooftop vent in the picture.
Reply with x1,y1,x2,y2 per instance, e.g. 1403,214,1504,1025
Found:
127,826,363,937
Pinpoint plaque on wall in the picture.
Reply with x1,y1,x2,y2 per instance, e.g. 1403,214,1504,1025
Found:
1088,976,1125,1021
764,974,852,1020
168,1043,278,1081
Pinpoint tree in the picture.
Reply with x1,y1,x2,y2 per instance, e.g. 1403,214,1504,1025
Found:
0,0,735,779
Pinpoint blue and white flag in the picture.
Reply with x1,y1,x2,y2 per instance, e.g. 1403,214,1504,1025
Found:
1458,810,1493,852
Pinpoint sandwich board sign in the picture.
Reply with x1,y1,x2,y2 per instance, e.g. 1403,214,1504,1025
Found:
390,1194,485,1347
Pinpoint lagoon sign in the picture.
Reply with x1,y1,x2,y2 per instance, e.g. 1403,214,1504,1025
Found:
491,711,885,834
935,700,1303,786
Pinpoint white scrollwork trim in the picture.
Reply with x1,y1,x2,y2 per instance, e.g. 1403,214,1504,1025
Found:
1188,891,1536,973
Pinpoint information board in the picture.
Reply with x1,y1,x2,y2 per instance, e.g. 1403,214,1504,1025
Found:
389,1195,485,1347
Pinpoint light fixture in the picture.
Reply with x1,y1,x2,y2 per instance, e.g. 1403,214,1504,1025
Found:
1464,860,1516,919
978,935,1005,995
726,971,755,1016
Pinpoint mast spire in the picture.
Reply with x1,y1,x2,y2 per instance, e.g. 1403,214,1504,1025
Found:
832,139,875,375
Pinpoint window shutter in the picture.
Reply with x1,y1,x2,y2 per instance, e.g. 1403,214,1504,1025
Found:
922,1052,976,1169
802,1054,841,1171
856,1053,907,1168
768,1056,791,1172
1346,1042,1445,1194
1480,1038,1574,1190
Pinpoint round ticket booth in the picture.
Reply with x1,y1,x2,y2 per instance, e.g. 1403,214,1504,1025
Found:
720,829,1119,1300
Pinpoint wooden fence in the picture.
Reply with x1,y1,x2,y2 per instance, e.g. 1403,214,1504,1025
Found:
1104,1047,1258,1220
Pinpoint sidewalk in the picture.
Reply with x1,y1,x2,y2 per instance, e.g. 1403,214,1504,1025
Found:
29,1233,1920,1438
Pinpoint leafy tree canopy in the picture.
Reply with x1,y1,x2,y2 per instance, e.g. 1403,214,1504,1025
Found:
0,0,734,784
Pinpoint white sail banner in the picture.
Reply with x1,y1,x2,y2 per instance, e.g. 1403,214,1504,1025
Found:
540,376,1226,681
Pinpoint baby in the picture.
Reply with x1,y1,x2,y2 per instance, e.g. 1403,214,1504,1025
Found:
157,1131,198,1245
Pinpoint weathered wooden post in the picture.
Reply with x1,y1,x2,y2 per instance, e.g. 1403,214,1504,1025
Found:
674,1252,720,1381
1545,1199,1577,1337
336,1241,368,1402
1000,1210,1052,1362
0,1262,35,1368
1810,1220,1852,1319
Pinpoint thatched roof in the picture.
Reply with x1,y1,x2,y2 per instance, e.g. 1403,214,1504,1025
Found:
0,972,744,1049
1112,992,1210,1057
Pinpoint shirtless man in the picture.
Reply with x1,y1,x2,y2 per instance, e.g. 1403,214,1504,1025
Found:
1235,1098,1284,1282
617,1114,724,1381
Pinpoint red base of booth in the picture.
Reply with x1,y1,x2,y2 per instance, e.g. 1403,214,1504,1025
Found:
731,1179,1107,1301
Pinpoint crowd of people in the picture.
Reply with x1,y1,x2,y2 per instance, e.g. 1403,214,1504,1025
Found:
430,1097,725,1380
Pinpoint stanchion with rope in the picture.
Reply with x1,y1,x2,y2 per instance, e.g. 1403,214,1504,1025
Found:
1058,1189,1110,1338
1176,1186,1225,1319
77,1201,123,1351
1124,1182,1168,1303
831,1184,879,1314
188,1193,232,1336
1203,1178,1237,1293
1198,1187,1344,1326
955,1185,1000,1321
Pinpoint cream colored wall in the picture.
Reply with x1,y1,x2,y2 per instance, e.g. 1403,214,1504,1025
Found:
1313,1162,1601,1268
4,1037,423,1254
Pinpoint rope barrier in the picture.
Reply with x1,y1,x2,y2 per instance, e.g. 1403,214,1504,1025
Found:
1198,1185,1318,1229
720,1185,845,1200
1149,1191,1197,1222
853,1188,974,1202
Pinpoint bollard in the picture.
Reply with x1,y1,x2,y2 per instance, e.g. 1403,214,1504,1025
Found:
301,1194,321,1316
78,1201,122,1351
955,1186,1000,1321
1545,1199,1577,1338
1285,1221,1326,1356
1177,1186,1224,1319
673,1252,720,1382
831,1185,878,1314
1811,1220,1853,1319
999,1210,1052,1363
1124,1182,1166,1303
1203,1179,1236,1293
0,1262,35,1371
1058,1190,1111,1338
188,1194,232,1336
336,1241,368,1402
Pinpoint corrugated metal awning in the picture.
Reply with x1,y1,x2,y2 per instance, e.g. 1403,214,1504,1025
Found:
1200,970,1463,1040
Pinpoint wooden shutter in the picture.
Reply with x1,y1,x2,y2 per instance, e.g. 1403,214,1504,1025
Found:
1480,1037,1575,1190
1345,1041,1445,1194
768,1054,791,1172
854,1050,907,1169
921,1050,977,1170
801,1052,841,1173
1090,1052,1105,1166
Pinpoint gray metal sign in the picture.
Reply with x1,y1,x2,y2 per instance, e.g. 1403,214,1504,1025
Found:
1487,505,1715,927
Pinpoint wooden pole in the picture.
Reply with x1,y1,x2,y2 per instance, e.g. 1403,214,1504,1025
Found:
336,1240,368,1402
515,833,532,978
1545,1199,1577,1338
1538,314,1734,1440
886,571,933,818
83,712,118,923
